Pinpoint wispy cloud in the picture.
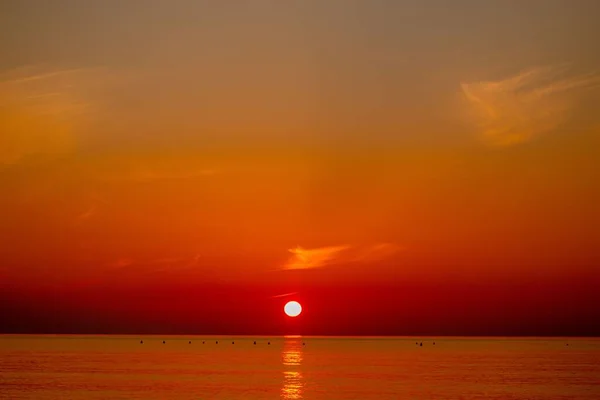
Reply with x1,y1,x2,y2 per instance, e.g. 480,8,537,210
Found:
182,253,201,269
351,243,405,263
74,205,97,225
0,66,98,164
461,65,600,146
105,253,201,272
282,243,402,270
97,160,218,182
150,257,186,265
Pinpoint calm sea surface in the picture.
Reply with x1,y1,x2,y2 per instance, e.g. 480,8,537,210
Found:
1,336,599,399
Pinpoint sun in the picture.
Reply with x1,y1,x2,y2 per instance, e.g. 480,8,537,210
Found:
284,301,302,317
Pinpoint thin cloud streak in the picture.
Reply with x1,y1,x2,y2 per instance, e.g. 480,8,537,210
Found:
461,65,600,146
271,292,299,299
0,68,89,85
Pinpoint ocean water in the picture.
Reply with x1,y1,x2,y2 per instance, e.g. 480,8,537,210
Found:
0,336,599,399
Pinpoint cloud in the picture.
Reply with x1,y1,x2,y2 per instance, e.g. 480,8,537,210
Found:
283,245,351,270
120,167,217,182
461,65,600,146
106,258,135,269
282,243,402,270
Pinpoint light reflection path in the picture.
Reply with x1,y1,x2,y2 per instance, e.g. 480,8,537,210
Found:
281,337,304,399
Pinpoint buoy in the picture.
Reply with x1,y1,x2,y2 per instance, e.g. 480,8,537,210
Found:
268,341,271,345
419,342,422,347
189,341,192,344
216,341,218,344
202,341,205,344
253,341,256,345
163,340,166,344
232,341,234,344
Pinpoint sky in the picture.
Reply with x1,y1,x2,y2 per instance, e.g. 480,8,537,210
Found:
1,0,600,335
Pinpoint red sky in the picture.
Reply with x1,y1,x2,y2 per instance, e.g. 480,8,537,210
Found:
1,0,600,335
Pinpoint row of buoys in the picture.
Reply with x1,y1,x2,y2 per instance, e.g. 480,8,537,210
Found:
142,339,437,347
415,341,435,346
140,340,305,345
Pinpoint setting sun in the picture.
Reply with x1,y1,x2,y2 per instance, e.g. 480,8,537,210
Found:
284,301,302,317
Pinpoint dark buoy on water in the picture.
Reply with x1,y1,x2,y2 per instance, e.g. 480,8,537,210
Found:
420,342,423,347
140,340,143,344
253,341,256,345
268,341,271,345
202,341,205,344
216,341,218,344
232,341,235,344
163,340,166,344
303,342,305,346
189,341,192,344
433,342,436,345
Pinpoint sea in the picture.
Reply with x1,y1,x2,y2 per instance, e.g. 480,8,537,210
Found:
1,336,598,399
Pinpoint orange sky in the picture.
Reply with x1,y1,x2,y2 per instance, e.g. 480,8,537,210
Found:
1,0,599,335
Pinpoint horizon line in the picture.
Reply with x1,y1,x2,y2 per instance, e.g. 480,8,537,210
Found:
1,334,598,339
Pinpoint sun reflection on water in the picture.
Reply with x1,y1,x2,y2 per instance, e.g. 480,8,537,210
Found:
281,338,304,399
